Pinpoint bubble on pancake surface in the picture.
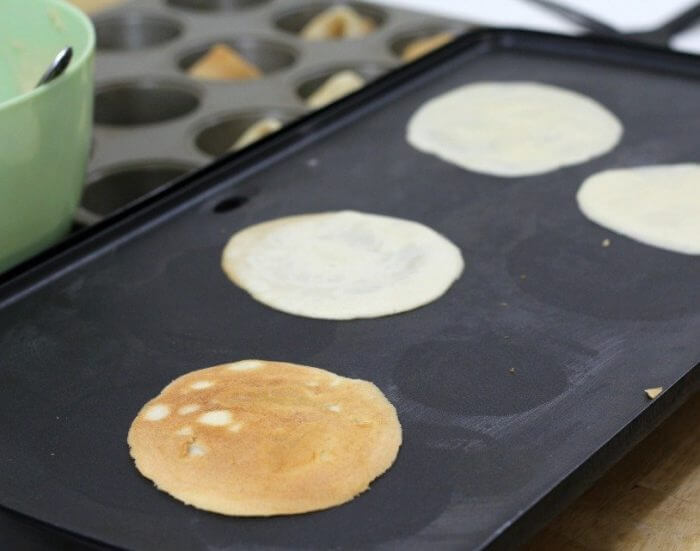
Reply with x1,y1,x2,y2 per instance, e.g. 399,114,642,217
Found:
228,422,244,433
178,404,200,415
190,380,214,389
144,404,170,421
198,410,233,426
188,442,206,457
228,359,264,371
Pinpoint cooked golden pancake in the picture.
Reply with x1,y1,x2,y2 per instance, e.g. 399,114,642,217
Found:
128,360,402,516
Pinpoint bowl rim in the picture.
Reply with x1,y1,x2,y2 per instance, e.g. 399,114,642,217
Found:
0,0,96,111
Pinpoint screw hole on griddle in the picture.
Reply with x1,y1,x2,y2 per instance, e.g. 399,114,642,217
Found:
213,196,249,213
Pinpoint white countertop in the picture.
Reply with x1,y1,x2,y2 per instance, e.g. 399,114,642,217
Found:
375,0,700,53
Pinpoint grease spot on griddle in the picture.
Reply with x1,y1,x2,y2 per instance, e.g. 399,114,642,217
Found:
508,225,700,321
417,424,535,498
120,247,337,360
394,330,569,416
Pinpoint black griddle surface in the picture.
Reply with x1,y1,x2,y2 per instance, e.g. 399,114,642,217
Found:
0,30,698,550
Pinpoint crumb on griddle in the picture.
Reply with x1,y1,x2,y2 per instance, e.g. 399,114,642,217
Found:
644,387,663,400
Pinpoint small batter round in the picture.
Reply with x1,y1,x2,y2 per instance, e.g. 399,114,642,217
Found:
577,163,700,255
221,210,464,320
406,81,623,177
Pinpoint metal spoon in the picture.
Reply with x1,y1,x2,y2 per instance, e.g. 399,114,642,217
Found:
35,47,73,88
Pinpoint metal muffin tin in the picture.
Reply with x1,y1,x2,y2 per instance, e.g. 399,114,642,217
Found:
79,0,467,224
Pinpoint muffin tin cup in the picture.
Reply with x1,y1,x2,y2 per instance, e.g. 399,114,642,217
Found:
165,0,273,12
273,1,388,37
194,106,306,157
85,0,465,222
295,61,393,102
94,11,184,51
389,22,473,60
177,37,299,76
76,160,198,225
94,79,202,126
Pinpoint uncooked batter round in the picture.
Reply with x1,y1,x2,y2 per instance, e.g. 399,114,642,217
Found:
406,81,623,177
577,163,700,255
128,360,402,516
221,210,464,320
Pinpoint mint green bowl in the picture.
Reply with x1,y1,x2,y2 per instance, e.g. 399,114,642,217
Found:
0,0,95,273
